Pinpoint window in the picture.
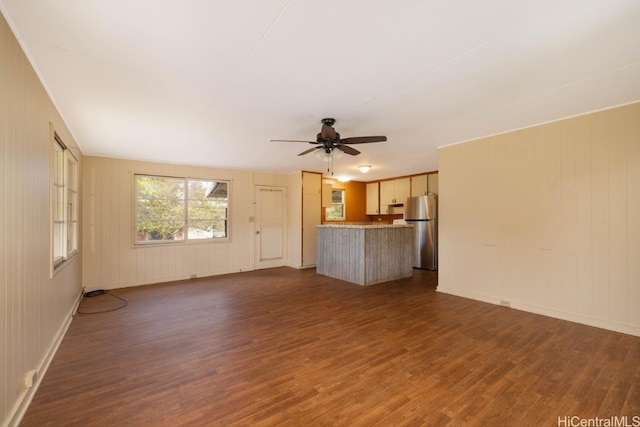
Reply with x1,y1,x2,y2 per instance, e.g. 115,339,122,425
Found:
326,188,345,220
135,174,229,244
52,133,78,271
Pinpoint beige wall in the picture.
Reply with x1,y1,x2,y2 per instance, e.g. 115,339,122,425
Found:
1,12,84,426
438,103,640,336
82,156,293,290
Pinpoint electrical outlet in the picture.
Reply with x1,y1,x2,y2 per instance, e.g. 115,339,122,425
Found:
24,370,37,389
500,300,511,308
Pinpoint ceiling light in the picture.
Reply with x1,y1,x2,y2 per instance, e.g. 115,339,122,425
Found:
358,165,371,173
314,148,344,161
337,176,351,182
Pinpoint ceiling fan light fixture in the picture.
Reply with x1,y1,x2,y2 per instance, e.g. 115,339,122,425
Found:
358,165,371,173
314,149,329,161
314,147,345,161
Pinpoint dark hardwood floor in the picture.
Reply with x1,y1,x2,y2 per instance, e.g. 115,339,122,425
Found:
22,267,640,426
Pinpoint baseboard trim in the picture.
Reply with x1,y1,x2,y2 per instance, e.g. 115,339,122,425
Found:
5,289,82,427
83,268,257,292
437,286,640,337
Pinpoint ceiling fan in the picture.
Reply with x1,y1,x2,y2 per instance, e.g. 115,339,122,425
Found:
271,118,387,157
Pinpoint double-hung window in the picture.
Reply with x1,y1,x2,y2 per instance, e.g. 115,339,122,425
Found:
52,133,78,271
326,188,346,220
135,174,229,244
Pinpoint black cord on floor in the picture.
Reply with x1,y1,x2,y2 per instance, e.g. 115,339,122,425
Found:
77,290,128,314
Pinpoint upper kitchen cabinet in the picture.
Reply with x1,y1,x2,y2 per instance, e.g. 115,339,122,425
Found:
411,174,428,196
366,182,379,215
411,173,439,196
321,181,333,208
380,177,410,210
427,173,438,194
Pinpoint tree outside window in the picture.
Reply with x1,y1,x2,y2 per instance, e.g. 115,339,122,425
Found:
135,175,229,244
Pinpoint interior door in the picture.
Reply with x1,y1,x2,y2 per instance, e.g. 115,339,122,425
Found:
255,186,286,269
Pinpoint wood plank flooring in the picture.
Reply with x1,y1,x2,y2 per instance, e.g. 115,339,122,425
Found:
21,267,640,426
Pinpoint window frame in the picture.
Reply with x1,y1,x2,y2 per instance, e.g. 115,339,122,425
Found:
133,174,231,246
325,188,346,221
51,132,79,273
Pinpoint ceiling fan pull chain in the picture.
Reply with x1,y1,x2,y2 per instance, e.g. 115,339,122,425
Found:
331,150,336,176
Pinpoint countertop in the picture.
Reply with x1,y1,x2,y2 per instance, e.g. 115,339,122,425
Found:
316,224,412,229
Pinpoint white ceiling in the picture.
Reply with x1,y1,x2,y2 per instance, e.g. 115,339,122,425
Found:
2,0,640,181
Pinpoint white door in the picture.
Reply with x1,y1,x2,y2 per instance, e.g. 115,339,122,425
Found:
255,186,286,269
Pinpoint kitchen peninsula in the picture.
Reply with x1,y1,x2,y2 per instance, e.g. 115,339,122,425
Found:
316,224,414,286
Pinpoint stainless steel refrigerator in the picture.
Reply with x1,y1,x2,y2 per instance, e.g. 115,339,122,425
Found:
404,194,438,270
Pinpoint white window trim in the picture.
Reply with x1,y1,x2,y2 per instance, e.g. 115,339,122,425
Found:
51,131,79,274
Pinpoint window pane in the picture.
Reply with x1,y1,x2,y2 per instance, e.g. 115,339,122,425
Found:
187,219,227,239
187,179,229,239
66,154,78,256
326,204,344,219
53,222,64,263
135,175,186,243
188,179,227,200
136,220,185,241
53,142,64,185
55,186,65,221
52,140,65,269
187,200,227,219
136,175,185,199
136,198,185,220
67,220,77,254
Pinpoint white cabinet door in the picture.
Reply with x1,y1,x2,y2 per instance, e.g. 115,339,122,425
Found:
411,174,428,196
427,173,438,194
366,182,379,215
379,180,394,208
321,182,332,208
395,177,410,204
380,178,410,213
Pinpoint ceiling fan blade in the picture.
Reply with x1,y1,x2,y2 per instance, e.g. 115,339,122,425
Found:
340,136,387,144
321,124,337,140
270,139,317,143
298,146,323,156
336,145,360,156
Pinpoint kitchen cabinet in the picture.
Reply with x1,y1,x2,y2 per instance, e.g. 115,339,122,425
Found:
427,173,438,194
366,182,379,215
411,174,428,196
380,177,410,211
411,173,439,196
321,182,332,208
